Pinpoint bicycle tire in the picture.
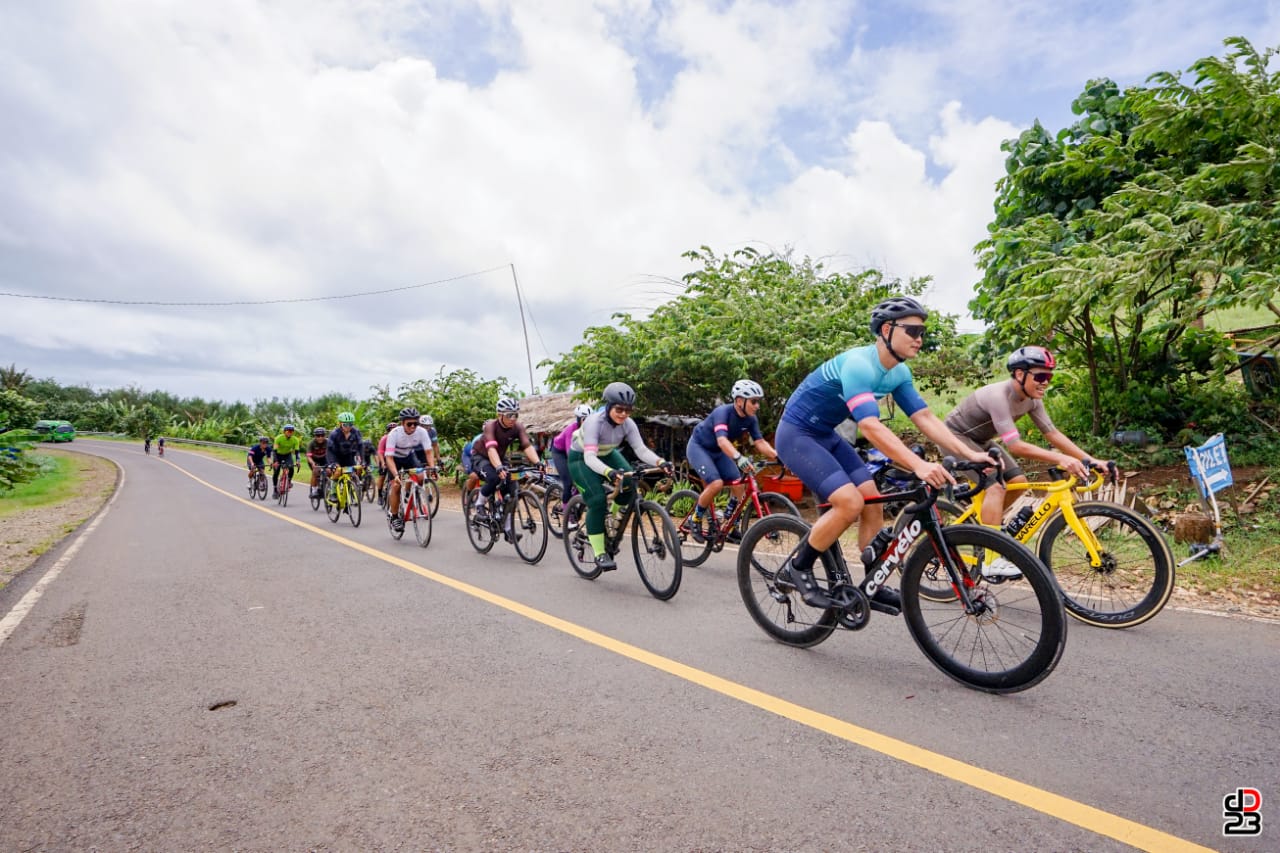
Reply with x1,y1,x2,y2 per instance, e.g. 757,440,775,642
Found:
738,491,801,537
632,499,682,600
411,486,432,548
387,506,405,540
424,477,440,519
465,491,497,554
254,474,268,501
362,472,376,504
325,479,342,523
277,470,290,507
666,489,713,567
512,490,549,564
1037,500,1174,628
309,478,322,511
735,514,838,647
543,482,566,540
894,498,968,602
900,525,1067,693
562,495,601,579
347,480,362,527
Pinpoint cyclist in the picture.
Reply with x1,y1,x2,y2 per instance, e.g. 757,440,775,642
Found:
471,398,543,538
774,297,995,611
375,422,396,504
685,379,779,541
157,436,165,457
461,430,485,493
326,411,365,470
944,345,1113,561
270,424,303,498
551,404,595,513
247,436,271,484
144,437,152,455
305,427,329,498
384,407,436,532
421,414,441,461
568,383,674,572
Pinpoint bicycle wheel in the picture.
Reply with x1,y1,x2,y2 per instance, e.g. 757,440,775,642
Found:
738,491,801,537
309,476,322,511
346,480,362,527
1037,500,1174,628
325,479,342,523
362,472,376,503
255,474,268,501
736,514,838,647
631,500,682,600
562,495,601,579
411,486,432,548
277,471,290,507
900,525,1067,693
665,489,713,568
425,477,441,519
464,491,497,554
542,482,566,539
895,499,969,602
511,490,549,564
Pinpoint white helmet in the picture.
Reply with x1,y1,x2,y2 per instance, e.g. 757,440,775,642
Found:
496,397,520,415
573,404,593,420
731,379,764,400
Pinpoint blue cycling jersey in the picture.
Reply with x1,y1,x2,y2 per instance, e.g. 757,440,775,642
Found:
689,403,764,452
781,344,928,430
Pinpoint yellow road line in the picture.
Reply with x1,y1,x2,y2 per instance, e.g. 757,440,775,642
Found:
166,457,1211,853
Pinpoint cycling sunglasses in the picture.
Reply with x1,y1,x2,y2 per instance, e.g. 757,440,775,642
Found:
1031,372,1054,384
403,421,419,427
891,323,927,340
611,404,634,414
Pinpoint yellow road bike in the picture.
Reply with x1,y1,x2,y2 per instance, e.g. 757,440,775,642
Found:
324,465,364,528
908,464,1174,628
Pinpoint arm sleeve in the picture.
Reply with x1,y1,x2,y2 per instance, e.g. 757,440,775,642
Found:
840,358,885,422
581,418,610,477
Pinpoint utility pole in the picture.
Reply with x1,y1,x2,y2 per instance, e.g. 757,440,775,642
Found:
510,263,535,395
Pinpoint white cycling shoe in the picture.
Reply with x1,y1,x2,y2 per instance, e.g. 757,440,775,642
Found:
981,557,1023,580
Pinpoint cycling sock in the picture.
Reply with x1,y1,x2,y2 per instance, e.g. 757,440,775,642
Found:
588,533,606,556
694,505,708,518
725,497,739,515
793,541,821,572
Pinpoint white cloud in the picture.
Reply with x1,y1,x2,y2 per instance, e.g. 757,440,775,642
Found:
0,0,1275,402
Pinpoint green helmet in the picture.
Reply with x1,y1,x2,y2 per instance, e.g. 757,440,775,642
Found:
338,411,355,425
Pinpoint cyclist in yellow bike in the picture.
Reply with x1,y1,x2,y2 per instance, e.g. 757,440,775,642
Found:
943,345,1114,576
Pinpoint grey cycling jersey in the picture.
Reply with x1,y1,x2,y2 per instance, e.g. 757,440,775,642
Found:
944,379,1057,445
570,411,661,476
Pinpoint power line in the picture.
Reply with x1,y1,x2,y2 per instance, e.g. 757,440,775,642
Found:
0,265,510,307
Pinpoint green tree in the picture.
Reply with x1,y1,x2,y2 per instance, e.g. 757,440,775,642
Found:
388,368,517,452
973,37,1280,437
0,364,32,393
544,246,964,433
0,389,42,432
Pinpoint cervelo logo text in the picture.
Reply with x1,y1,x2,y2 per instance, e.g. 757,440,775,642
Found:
866,520,920,596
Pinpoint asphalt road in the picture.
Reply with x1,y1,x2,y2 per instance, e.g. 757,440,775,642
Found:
0,440,1275,851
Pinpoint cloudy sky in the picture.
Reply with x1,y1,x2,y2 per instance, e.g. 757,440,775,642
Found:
2,1,1277,403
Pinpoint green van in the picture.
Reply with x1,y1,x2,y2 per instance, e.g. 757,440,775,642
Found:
33,420,76,442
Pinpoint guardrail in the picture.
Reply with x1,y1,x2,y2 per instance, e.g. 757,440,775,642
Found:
79,432,245,451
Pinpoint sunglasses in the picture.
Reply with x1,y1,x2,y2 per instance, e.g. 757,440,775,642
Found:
403,421,419,427
611,404,634,414
1031,372,1054,384
500,412,519,419
891,323,927,340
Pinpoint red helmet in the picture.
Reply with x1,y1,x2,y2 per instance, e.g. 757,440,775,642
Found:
1007,346,1056,373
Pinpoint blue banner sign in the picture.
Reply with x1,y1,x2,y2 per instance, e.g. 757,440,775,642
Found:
1185,433,1233,497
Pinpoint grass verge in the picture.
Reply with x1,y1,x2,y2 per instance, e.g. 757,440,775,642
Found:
0,454,78,517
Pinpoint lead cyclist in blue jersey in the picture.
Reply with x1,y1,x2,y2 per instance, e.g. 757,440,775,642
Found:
774,296,996,611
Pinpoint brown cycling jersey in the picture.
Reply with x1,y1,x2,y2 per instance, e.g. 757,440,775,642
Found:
944,379,1057,445
306,438,327,463
479,417,533,463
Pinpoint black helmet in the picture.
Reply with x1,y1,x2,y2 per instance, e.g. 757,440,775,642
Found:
1007,346,1057,373
312,427,326,437
258,436,270,443
398,406,419,421
869,296,928,336
602,382,636,407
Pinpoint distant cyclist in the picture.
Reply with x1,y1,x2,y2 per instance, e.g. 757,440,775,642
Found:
305,427,329,499
773,297,994,611
270,425,303,498
568,383,674,572
551,404,595,512
944,345,1114,573
685,379,779,541
384,407,436,532
375,422,396,503
460,430,485,493
157,436,165,457
144,437,152,455
247,436,271,484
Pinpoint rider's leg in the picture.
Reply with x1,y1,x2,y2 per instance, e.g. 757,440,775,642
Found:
388,478,401,516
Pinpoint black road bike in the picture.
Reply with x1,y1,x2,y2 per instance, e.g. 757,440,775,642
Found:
463,464,550,564
737,459,1067,693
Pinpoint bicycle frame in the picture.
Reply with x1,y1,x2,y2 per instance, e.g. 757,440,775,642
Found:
948,471,1109,568
398,468,432,520
696,468,770,546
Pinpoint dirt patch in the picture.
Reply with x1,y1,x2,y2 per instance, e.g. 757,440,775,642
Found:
0,449,117,587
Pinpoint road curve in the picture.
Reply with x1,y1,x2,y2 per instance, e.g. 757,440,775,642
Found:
0,440,1273,851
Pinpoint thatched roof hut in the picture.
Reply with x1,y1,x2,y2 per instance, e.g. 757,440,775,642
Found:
519,392,584,438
